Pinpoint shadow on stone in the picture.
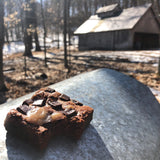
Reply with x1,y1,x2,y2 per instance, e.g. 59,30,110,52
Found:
6,125,113,160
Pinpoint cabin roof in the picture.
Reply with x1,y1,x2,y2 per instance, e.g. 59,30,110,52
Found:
74,3,152,34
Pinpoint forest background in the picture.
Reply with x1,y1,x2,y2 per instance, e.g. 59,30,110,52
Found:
0,0,160,103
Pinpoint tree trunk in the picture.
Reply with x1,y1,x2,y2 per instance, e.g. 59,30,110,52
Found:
24,0,32,57
24,31,32,56
0,0,6,90
15,24,21,41
84,0,89,18
34,28,41,51
64,0,68,68
158,57,160,75
94,0,98,13
40,0,47,67
130,0,137,7
10,29,14,42
57,30,60,49
57,1,60,49
32,1,41,51
124,0,129,8
5,26,9,43
68,0,71,46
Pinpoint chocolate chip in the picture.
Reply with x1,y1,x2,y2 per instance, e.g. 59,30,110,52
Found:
64,109,77,118
48,101,62,110
48,96,58,101
59,94,70,101
22,99,34,106
49,92,61,100
72,99,83,106
17,105,31,115
44,88,55,93
32,92,44,101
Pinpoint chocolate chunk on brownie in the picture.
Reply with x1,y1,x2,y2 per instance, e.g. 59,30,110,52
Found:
47,101,62,110
59,94,70,101
72,99,83,106
44,88,55,93
17,105,32,115
22,99,34,106
64,109,77,118
4,87,93,150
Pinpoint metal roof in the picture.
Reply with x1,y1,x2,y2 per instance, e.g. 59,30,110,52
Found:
74,4,152,34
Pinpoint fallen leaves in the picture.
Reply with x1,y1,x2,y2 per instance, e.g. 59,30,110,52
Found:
1,49,160,104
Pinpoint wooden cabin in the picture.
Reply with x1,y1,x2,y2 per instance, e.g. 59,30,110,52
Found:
74,3,160,50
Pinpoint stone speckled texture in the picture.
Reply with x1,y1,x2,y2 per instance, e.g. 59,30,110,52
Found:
0,68,160,160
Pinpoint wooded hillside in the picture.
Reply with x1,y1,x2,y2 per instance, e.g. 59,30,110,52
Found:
3,0,160,46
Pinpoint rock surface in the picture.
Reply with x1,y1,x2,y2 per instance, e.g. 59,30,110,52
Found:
0,68,160,160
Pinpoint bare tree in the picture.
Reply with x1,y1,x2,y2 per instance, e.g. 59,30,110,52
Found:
31,1,41,51
0,0,6,90
41,0,47,67
64,0,68,68
24,0,33,57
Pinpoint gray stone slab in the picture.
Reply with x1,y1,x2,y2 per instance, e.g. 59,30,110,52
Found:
0,68,160,160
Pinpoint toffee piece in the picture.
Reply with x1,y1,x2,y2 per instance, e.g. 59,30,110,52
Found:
4,87,93,149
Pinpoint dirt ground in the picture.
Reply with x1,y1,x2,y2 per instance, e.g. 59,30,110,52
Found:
1,47,160,104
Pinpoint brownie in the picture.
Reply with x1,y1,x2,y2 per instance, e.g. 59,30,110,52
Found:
4,87,93,149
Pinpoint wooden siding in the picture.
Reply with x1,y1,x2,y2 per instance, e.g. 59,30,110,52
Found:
134,8,160,34
79,30,133,50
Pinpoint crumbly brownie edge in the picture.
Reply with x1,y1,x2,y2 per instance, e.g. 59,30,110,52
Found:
4,109,51,150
